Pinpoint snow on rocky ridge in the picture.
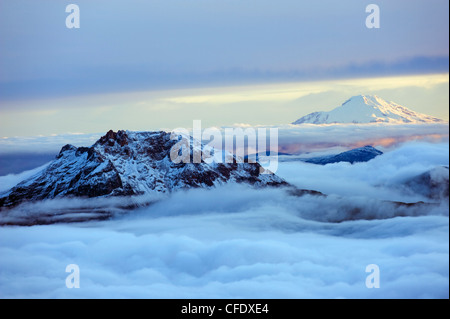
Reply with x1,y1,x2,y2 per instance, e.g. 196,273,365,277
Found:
292,95,445,124
0,130,287,210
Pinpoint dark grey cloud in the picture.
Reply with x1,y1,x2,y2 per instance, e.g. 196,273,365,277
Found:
1,56,448,102
0,0,448,101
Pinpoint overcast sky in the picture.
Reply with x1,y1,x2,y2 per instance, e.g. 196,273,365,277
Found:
0,0,448,136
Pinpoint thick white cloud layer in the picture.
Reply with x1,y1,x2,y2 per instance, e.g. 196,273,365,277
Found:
276,141,449,202
0,201,448,298
0,142,448,298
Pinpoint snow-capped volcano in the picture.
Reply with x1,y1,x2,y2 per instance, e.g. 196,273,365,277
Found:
292,95,445,124
0,130,287,209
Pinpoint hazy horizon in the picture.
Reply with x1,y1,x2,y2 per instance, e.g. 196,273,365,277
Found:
0,73,448,138
1,1,448,137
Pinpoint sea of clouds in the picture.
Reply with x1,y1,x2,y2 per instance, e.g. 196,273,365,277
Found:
0,123,447,156
0,138,448,298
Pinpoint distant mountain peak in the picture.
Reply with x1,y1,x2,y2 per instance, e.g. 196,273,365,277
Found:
343,94,383,106
303,145,383,165
292,95,445,124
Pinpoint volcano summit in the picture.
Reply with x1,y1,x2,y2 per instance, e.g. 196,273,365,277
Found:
292,95,445,125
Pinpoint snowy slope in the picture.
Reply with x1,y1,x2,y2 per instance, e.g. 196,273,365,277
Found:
293,95,445,124
0,130,287,209
303,145,383,165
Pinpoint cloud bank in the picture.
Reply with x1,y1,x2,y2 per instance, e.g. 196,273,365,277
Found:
0,123,447,156
275,123,449,154
0,141,448,298
0,188,448,298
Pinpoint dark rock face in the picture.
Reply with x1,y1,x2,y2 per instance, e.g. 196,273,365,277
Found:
403,166,449,200
0,130,287,208
304,146,383,165
97,129,129,148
